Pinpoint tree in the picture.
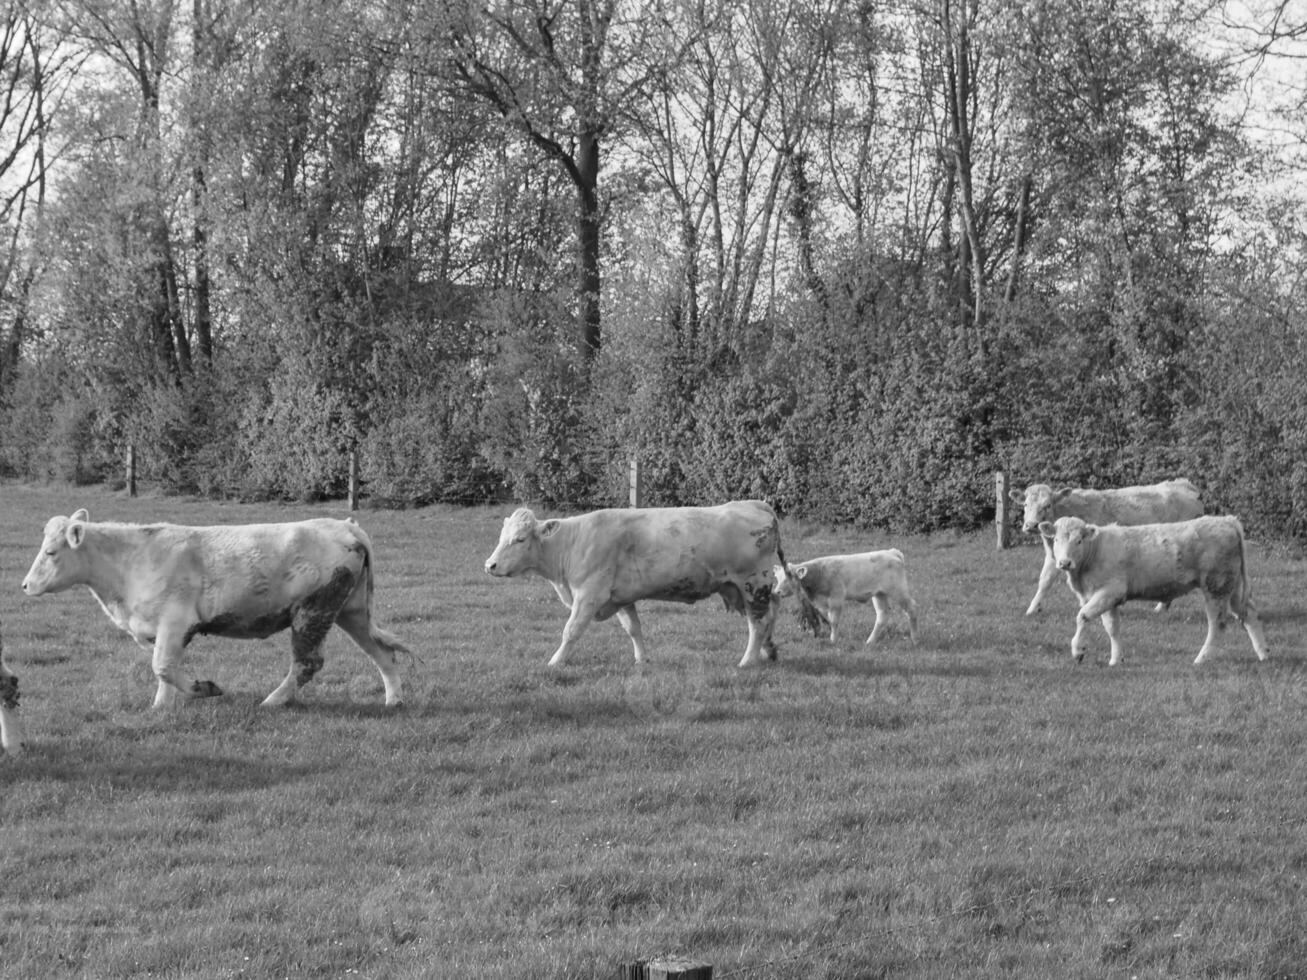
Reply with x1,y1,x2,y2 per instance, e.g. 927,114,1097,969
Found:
448,0,675,366
0,2,78,395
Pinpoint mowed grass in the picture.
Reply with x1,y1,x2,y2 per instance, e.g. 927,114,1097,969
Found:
2,484,1307,979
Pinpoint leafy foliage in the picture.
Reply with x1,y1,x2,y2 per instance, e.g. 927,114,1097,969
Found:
1,0,1306,536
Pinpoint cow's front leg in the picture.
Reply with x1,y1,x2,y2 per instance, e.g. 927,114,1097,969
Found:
1100,608,1125,665
614,605,647,663
1026,541,1060,616
826,601,843,644
151,623,222,708
865,595,890,646
1072,590,1121,664
549,592,601,667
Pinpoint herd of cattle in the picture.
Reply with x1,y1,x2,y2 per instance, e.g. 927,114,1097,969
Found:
0,478,1271,755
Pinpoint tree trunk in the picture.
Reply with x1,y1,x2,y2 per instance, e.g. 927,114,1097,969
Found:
1005,174,1032,303
576,129,601,363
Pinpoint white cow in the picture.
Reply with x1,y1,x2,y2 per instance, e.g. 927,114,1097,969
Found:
21,510,407,709
1041,514,1269,666
1011,479,1203,615
484,500,784,668
0,621,25,755
773,551,919,646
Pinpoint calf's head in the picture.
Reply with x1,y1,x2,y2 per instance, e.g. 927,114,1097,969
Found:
771,562,807,599
485,507,555,577
1041,516,1098,571
22,509,92,596
1011,484,1073,535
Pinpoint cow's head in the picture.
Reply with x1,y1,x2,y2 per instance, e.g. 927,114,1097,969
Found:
1042,516,1097,571
771,562,807,599
22,509,92,596
485,507,559,577
1010,484,1073,534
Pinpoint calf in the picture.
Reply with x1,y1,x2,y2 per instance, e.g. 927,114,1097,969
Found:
1041,515,1269,666
773,551,919,646
1011,479,1203,615
21,510,408,709
0,621,24,755
485,500,783,667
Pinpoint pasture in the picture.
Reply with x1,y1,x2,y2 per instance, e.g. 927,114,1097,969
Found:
2,484,1306,979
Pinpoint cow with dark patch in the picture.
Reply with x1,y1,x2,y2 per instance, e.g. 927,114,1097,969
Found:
1011,478,1203,616
0,620,24,754
773,550,919,646
1041,514,1270,666
21,510,408,709
484,500,784,667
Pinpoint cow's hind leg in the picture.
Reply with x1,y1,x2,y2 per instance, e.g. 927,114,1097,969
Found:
865,595,889,647
739,583,779,668
264,567,358,706
900,592,920,645
336,608,406,706
264,615,331,706
1194,594,1227,665
614,605,647,663
1233,599,1270,661
1227,578,1270,662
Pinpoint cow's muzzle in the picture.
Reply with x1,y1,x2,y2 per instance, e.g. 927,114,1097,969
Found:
1056,559,1073,570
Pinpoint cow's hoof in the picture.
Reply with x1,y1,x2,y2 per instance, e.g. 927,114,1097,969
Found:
191,679,224,698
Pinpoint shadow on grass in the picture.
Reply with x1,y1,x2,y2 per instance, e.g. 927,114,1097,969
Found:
780,652,995,682
9,743,315,794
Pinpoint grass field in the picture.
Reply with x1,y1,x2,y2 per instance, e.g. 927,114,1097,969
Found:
2,483,1306,979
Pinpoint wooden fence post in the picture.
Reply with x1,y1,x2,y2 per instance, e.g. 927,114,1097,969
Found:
995,470,1010,550
126,444,137,498
348,449,360,512
618,959,712,980
629,456,643,508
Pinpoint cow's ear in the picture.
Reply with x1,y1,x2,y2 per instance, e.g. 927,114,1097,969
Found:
1082,526,1098,540
1008,489,1026,503
539,519,561,538
795,566,809,580
1037,520,1054,537
66,519,86,549
1054,488,1073,500
71,508,89,522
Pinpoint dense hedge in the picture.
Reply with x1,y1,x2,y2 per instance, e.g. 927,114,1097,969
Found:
2,273,1303,540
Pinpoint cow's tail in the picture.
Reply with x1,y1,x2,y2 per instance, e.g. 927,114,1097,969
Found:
790,576,829,637
1233,517,1254,619
778,553,828,640
770,524,828,637
345,519,413,658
